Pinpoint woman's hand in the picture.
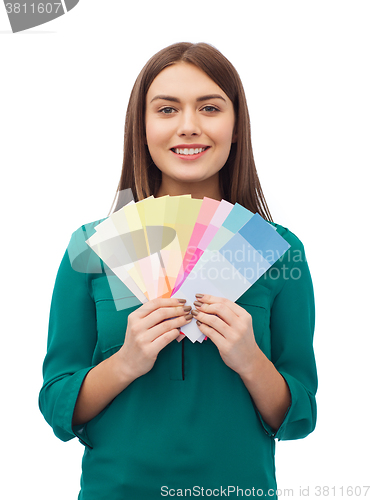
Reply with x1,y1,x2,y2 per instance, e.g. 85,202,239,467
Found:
117,298,192,380
192,293,291,431
73,298,191,427
191,294,260,378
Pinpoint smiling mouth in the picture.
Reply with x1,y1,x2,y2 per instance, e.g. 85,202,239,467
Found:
171,147,209,156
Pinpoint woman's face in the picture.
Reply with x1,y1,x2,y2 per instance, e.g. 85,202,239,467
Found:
145,62,236,196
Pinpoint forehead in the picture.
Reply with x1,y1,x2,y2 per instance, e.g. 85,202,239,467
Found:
146,62,228,102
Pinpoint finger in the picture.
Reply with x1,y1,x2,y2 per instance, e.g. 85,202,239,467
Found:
135,297,189,319
195,319,227,350
145,304,192,329
134,302,191,332
193,300,236,327
194,294,244,317
191,308,229,338
151,326,185,352
149,313,193,341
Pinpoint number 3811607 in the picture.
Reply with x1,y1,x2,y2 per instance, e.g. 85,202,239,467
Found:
315,486,370,497
5,3,62,14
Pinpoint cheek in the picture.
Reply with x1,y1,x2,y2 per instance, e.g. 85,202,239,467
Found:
212,117,235,147
145,120,160,150
145,118,170,150
145,120,171,170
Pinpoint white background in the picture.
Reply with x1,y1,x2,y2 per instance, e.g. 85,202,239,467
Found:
1,1,370,498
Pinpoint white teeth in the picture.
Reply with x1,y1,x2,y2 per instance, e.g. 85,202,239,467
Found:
174,147,206,155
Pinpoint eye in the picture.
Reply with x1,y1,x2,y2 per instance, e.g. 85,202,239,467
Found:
159,107,177,114
201,105,219,113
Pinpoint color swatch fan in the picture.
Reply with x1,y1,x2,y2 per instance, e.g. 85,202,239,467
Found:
86,192,290,343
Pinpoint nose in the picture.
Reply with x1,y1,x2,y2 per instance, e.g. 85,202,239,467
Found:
177,109,201,137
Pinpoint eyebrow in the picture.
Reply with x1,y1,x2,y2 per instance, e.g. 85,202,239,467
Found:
150,94,227,103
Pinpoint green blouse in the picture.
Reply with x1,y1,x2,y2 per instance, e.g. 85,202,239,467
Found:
39,220,317,500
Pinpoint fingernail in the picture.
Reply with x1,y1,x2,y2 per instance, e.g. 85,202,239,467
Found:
195,294,204,298
183,305,192,312
194,301,202,307
185,314,193,321
196,320,201,326
191,309,199,316
177,298,186,303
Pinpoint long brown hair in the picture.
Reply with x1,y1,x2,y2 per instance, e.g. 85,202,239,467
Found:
114,42,272,221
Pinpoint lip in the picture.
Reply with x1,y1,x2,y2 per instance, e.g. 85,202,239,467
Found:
171,144,210,149
170,144,211,161
170,147,210,161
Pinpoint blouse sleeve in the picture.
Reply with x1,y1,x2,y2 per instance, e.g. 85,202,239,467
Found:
257,230,317,441
39,225,101,448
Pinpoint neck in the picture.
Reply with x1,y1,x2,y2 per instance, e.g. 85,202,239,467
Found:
156,175,222,201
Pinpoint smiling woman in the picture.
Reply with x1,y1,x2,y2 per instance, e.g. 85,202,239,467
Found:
39,42,317,500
